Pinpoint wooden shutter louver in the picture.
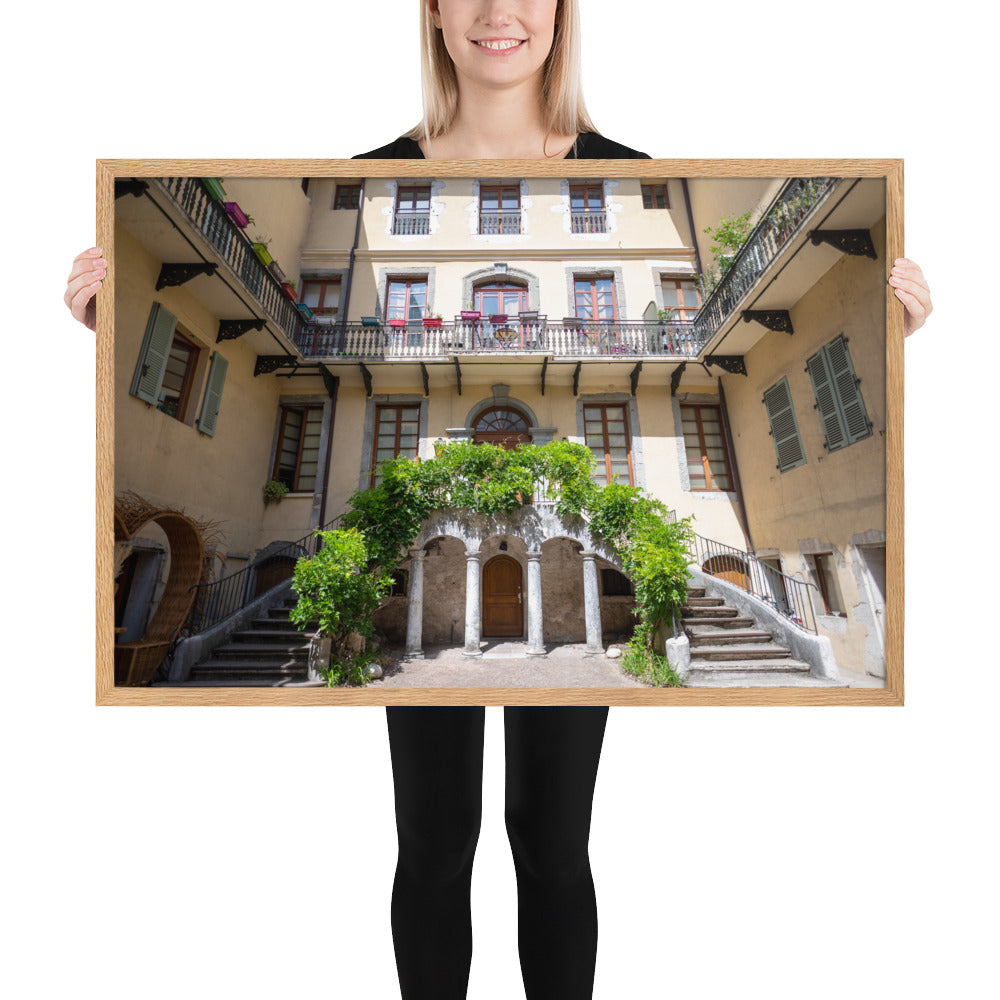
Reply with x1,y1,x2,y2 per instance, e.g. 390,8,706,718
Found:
197,353,228,436
130,302,177,404
826,335,871,444
763,378,806,472
806,348,847,451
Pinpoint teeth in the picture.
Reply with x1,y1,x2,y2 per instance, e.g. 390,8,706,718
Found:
476,39,523,50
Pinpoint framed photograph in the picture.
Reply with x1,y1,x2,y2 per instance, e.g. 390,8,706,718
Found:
96,158,903,706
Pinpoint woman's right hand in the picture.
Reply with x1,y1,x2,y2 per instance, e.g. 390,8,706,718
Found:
65,247,106,331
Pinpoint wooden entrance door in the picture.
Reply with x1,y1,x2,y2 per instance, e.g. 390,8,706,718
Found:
482,554,523,637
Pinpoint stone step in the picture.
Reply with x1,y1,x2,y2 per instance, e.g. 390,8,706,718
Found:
250,617,302,630
684,597,725,607
687,657,810,673
682,605,739,619
210,641,310,660
686,587,706,599
690,643,792,661
682,615,755,630
231,628,311,643
687,628,773,646
686,669,845,688
188,662,309,684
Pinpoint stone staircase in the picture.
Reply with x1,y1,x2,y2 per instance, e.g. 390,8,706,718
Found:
682,586,835,687
186,597,316,685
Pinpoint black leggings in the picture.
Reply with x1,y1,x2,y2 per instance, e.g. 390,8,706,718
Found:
386,705,609,1000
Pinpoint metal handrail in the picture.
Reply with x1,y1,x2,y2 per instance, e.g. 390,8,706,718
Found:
692,533,820,634
183,515,342,637
693,177,837,342
295,318,705,359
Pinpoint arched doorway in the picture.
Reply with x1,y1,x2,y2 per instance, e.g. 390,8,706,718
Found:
483,554,523,637
473,406,532,449
704,554,749,591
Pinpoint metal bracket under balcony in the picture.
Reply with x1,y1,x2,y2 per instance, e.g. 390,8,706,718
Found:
321,367,339,400
540,357,549,396
742,310,794,334
420,363,430,398
115,179,148,200
630,362,643,396
254,355,297,376
156,262,218,290
453,357,462,396
807,229,877,259
705,355,747,376
360,363,373,398
217,319,266,342
572,362,582,397
670,363,687,397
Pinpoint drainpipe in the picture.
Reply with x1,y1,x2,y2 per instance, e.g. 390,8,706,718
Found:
316,373,340,533
717,377,754,553
340,179,366,339
681,178,703,277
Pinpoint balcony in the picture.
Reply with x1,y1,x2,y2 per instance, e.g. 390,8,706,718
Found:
393,212,431,235
570,210,607,234
155,177,302,341
294,317,705,360
479,210,522,235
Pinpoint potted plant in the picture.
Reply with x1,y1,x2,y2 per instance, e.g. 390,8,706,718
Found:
223,202,251,228
361,316,380,327
263,479,289,505
281,280,298,302
489,313,508,324
268,260,287,284
250,233,273,266
422,313,443,328
657,308,675,324
296,302,314,320
562,316,583,329
518,309,539,320
388,318,406,328
201,178,226,202
460,307,481,320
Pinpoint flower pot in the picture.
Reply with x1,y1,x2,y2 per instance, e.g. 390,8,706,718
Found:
281,281,298,301
422,317,442,327
562,316,583,328
460,310,481,321
361,316,380,327
388,319,406,328
201,178,226,201
252,242,273,266
296,302,314,320
223,202,249,227
489,314,508,324
268,260,287,284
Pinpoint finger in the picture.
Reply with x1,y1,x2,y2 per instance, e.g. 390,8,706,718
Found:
893,286,928,336
65,263,106,306
67,253,108,284
69,280,102,328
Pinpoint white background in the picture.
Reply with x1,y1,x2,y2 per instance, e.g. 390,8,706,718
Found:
3,2,996,997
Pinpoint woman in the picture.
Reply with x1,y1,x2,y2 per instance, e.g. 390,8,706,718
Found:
66,3,933,998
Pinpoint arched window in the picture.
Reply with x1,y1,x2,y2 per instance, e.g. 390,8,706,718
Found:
474,282,528,317
473,406,531,449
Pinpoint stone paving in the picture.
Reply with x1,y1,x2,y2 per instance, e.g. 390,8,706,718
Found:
369,641,645,688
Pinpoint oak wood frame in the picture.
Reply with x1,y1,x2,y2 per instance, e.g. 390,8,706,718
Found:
96,157,904,706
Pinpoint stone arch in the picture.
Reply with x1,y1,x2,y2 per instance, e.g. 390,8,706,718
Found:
462,265,540,312
464,390,540,434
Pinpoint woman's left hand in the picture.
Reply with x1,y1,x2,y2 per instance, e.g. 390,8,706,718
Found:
889,258,932,337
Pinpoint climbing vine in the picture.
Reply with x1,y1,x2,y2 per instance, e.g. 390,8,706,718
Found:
291,440,693,685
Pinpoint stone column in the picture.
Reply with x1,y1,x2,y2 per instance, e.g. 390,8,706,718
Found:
463,549,483,657
525,550,546,656
404,549,426,660
581,550,604,655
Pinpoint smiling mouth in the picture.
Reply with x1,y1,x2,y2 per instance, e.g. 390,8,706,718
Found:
472,38,527,51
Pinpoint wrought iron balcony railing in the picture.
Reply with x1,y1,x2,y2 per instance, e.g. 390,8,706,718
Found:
155,177,303,341
692,177,836,343
571,210,607,234
479,211,522,235
393,213,431,235
295,318,705,360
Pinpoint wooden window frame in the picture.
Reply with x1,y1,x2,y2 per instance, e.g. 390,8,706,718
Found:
385,277,428,325
660,276,701,322
583,403,634,485
479,184,522,234
272,404,324,493
680,403,733,491
370,404,421,487
574,276,618,322
300,278,342,320
641,183,670,209
334,184,361,210
158,330,201,422
569,183,606,234
809,552,846,617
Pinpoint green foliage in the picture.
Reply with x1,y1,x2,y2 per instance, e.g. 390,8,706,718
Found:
698,210,754,298
262,479,289,505
319,648,376,687
619,642,685,687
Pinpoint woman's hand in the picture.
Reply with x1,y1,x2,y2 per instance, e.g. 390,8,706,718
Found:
65,247,106,331
889,258,932,337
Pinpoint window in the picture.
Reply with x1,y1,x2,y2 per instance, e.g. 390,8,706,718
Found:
601,569,633,596
386,278,427,323
371,404,421,485
660,277,701,322
641,183,669,209
763,377,806,472
474,282,527,317
574,277,617,321
479,184,521,234
806,334,872,452
300,278,341,323
583,403,633,485
389,570,409,597
393,185,431,235
681,404,733,490
473,406,531,448
158,331,200,420
273,405,324,492
809,553,846,616
334,184,361,210
569,183,606,233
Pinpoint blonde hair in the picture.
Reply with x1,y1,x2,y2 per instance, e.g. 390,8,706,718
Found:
404,0,598,153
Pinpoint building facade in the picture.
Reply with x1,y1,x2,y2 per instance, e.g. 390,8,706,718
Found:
112,170,888,680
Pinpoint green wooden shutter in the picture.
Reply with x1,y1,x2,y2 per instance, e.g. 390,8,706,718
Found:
197,353,228,436
130,302,177,405
763,378,806,472
806,347,847,451
826,335,871,444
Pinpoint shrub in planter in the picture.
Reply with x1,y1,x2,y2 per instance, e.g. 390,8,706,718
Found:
262,479,289,505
